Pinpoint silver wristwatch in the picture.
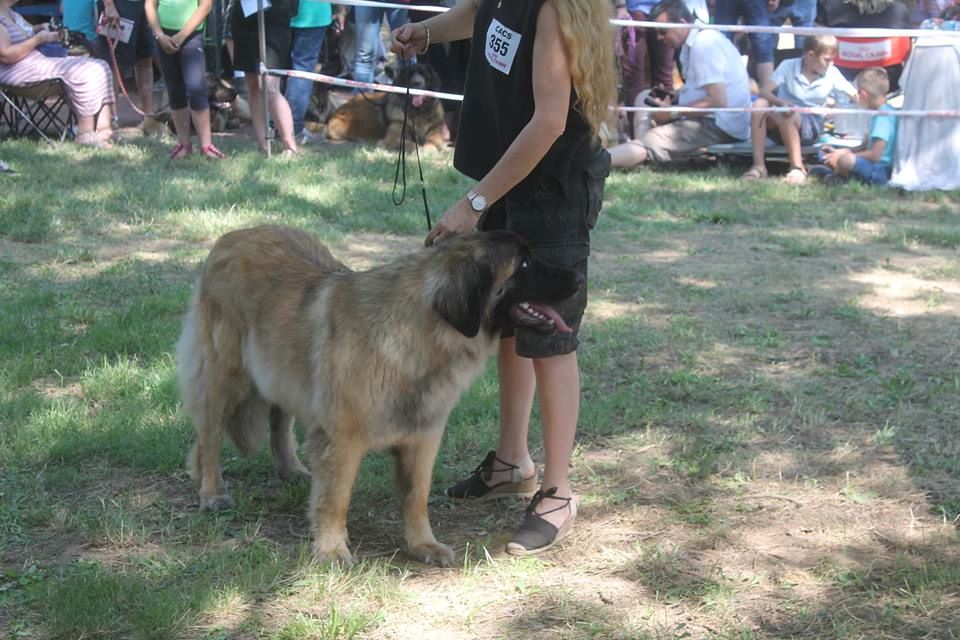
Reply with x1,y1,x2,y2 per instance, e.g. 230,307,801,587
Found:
466,190,488,214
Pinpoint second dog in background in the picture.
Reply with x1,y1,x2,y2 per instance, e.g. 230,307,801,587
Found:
325,62,447,150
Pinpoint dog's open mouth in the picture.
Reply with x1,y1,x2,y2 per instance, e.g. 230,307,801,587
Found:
411,94,424,108
510,302,572,333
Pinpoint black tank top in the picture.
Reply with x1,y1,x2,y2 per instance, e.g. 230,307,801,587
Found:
453,0,596,203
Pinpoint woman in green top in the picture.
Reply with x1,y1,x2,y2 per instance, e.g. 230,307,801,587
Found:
145,0,225,158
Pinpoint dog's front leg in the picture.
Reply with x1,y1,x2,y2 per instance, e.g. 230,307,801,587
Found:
393,429,455,567
307,428,364,566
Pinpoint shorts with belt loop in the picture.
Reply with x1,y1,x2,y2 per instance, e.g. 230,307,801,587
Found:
478,148,611,358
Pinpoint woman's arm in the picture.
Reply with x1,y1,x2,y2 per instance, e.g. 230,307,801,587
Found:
143,0,172,52
425,0,572,245
390,0,480,60
0,23,59,65
173,0,212,46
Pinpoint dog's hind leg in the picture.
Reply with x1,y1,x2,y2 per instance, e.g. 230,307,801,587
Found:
269,405,310,482
306,426,365,566
393,429,454,567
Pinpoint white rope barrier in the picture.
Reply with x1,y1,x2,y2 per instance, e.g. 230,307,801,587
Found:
263,65,959,118
329,0,959,39
611,19,960,39
266,66,464,100
619,105,960,118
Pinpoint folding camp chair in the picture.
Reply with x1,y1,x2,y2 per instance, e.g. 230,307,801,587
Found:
0,78,76,143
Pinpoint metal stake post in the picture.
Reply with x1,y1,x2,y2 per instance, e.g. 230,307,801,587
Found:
257,0,271,157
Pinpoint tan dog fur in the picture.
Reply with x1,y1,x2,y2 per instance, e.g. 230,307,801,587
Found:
176,225,580,566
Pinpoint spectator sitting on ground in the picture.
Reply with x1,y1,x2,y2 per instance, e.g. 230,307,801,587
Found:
814,67,897,186
742,34,856,184
609,0,751,169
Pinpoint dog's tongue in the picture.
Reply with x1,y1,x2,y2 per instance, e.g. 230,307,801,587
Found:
412,94,424,108
529,302,572,333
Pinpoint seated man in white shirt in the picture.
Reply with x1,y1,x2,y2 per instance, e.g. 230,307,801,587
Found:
609,0,751,168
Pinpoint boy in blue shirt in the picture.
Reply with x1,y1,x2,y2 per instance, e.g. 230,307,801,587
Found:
742,34,857,184
818,67,898,186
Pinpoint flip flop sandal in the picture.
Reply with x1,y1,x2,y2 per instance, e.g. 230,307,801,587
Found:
741,165,768,180
170,142,193,160
505,487,577,556
446,450,539,500
201,144,226,160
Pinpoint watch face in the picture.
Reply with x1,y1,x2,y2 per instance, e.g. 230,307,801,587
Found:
471,194,487,212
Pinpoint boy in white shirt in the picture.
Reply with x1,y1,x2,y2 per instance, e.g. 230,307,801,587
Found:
742,35,857,184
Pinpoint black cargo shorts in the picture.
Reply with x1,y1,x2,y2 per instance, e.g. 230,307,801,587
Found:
479,148,610,358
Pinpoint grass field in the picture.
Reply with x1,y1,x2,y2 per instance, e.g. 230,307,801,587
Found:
1,136,959,639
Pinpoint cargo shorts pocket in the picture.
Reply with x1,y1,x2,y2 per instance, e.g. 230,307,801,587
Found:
585,148,611,230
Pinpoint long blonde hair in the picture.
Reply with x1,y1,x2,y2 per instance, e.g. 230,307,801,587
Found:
553,0,618,137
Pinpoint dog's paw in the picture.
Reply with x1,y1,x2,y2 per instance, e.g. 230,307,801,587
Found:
407,541,455,567
313,541,355,568
277,464,311,484
199,493,235,511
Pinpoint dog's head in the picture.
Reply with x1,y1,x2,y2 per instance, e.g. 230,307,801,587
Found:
394,62,441,110
209,77,239,110
430,231,584,339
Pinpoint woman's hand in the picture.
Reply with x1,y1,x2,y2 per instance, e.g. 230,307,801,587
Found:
35,29,61,44
390,22,427,60
157,33,179,54
425,197,480,246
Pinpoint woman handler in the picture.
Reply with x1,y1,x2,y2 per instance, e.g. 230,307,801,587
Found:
391,0,615,555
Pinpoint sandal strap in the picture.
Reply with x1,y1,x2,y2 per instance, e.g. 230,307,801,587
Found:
202,144,226,159
446,450,524,499
525,487,572,517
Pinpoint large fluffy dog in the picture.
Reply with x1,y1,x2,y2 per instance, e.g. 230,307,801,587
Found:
325,63,447,150
176,225,582,566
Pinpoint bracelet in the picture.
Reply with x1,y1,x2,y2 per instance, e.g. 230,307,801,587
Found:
416,24,430,54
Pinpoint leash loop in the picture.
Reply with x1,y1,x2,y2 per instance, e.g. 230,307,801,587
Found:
391,59,432,232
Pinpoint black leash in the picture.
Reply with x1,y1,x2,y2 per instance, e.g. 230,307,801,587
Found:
391,62,432,232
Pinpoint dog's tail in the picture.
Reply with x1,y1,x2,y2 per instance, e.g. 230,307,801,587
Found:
178,283,269,480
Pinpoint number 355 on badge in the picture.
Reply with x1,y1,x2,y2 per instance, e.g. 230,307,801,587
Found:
485,19,521,75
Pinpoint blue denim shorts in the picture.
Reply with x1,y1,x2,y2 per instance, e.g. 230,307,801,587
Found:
852,157,891,186
478,149,610,358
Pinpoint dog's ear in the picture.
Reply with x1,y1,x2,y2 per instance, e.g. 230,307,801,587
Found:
432,258,494,338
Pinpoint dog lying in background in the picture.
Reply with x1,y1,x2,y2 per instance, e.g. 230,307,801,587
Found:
176,225,582,566
325,63,447,150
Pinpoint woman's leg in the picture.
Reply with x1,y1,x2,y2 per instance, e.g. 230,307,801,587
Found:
76,114,95,136
245,74,269,151
285,26,328,135
246,73,296,153
531,350,580,529
353,5,384,85
178,31,216,151
265,75,297,152
492,338,538,481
